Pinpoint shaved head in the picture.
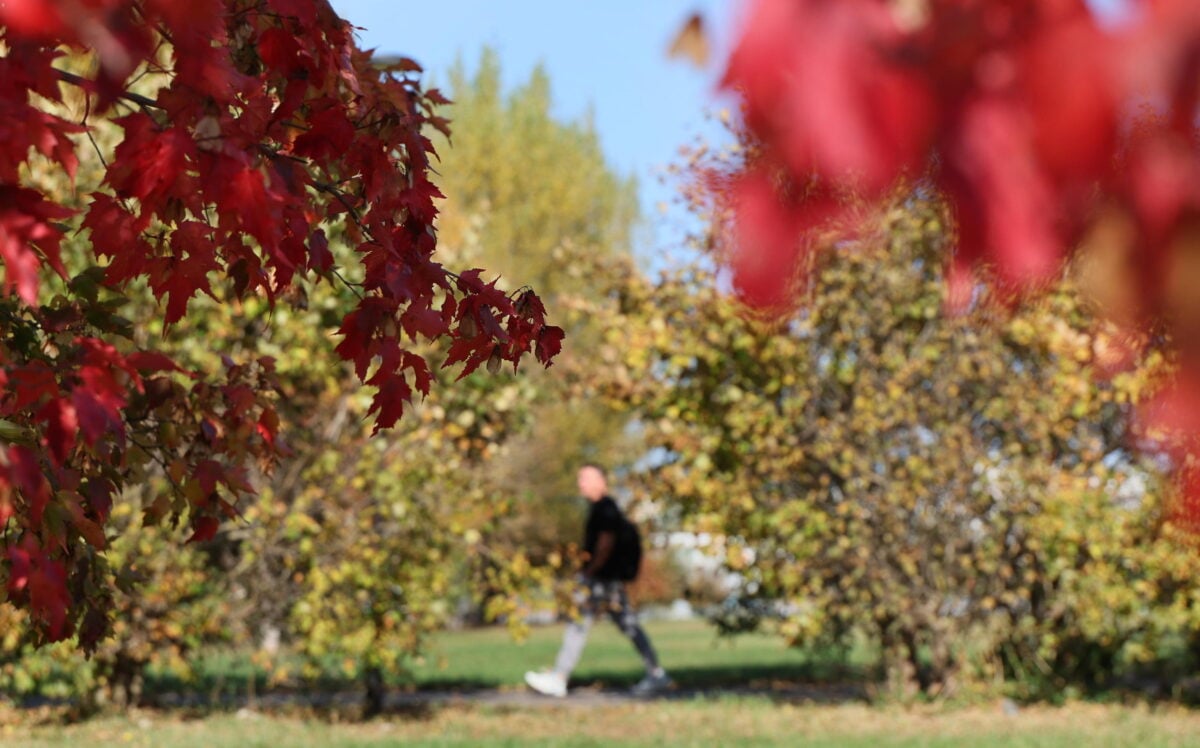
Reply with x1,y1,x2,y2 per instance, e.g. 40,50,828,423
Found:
577,465,608,502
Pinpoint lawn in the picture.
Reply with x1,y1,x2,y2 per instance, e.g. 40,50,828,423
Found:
157,619,868,697
8,699,1200,747
404,618,867,690
7,621,1200,746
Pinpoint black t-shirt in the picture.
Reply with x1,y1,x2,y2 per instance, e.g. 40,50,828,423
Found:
584,496,625,580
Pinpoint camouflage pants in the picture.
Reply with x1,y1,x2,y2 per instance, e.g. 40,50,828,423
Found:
553,577,660,678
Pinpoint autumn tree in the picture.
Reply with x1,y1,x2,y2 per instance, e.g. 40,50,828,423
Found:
0,219,555,711
1,42,637,711
0,94,251,709
588,193,1193,696
0,1,561,646
0,499,225,710
213,277,553,714
72,50,637,708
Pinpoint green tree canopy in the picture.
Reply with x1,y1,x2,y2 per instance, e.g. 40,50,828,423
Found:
585,194,1193,698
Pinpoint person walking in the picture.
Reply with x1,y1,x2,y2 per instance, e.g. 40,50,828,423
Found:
524,464,671,697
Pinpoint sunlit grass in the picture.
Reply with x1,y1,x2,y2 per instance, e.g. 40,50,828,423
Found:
405,619,868,690
9,621,1200,747
149,620,869,697
9,699,1200,747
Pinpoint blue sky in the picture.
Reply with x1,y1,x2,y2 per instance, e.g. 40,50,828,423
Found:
328,1,740,258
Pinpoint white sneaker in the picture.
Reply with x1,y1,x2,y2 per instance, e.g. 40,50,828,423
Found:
524,670,567,698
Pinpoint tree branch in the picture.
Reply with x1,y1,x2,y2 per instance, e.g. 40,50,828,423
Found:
55,68,161,110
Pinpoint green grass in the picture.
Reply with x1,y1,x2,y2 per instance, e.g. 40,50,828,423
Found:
9,699,1200,747
10,621,1200,746
149,620,869,697
405,619,868,690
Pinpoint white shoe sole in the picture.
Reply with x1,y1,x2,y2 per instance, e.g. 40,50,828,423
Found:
524,672,567,698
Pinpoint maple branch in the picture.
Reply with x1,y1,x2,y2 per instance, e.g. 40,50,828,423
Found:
54,68,161,111
83,127,110,170
81,98,111,170
305,179,380,302
331,268,364,301
311,179,365,225
129,435,186,497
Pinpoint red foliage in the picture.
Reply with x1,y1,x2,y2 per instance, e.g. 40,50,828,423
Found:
0,0,561,643
719,0,1200,511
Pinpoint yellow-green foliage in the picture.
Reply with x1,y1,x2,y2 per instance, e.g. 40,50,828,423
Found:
589,196,1195,696
0,499,223,708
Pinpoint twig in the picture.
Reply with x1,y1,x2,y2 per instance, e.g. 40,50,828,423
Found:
330,268,363,300
79,92,110,170
55,68,161,110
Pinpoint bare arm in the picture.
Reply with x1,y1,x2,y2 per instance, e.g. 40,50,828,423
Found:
584,531,616,578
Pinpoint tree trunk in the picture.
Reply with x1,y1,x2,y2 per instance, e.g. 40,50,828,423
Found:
881,627,921,701
924,627,957,698
109,656,145,709
363,665,385,718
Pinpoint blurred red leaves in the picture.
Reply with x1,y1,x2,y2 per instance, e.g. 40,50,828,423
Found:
726,0,935,196
6,537,69,639
719,0,1200,516
721,0,1127,302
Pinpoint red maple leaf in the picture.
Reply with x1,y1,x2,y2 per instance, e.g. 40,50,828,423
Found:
723,0,935,195
293,101,356,162
108,115,194,210
125,351,185,373
28,550,70,639
71,388,121,446
367,373,412,432
8,446,51,529
37,398,78,466
84,193,153,285
404,351,433,397
9,361,61,410
152,221,220,323
187,515,221,544
535,326,566,366
0,0,69,40
0,186,73,303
